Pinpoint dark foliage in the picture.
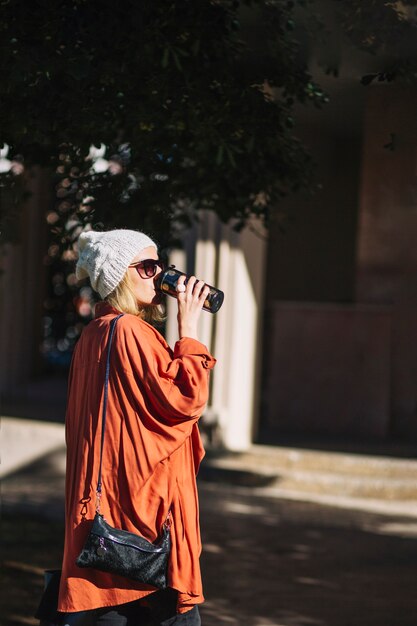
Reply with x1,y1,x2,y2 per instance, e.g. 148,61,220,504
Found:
0,0,416,247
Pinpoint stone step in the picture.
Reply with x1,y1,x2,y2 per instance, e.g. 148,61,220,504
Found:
272,469,417,500
201,444,417,501
209,444,417,479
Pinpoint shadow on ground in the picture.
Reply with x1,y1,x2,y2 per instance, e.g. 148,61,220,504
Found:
255,429,417,460
1,450,417,626
199,484,417,626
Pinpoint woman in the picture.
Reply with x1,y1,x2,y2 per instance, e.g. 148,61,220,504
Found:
57,229,216,625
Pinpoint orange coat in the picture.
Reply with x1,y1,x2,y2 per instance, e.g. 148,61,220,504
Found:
58,302,216,614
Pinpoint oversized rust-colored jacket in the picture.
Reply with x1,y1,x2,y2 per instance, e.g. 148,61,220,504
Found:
58,302,216,614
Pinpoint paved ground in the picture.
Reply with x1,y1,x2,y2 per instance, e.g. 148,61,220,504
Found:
2,444,417,626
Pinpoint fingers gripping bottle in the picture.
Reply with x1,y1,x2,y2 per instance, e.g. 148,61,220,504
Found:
155,266,224,313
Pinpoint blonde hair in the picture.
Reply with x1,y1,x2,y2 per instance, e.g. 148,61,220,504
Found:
105,270,165,324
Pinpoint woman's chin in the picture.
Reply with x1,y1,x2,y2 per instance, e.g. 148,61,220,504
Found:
151,292,164,305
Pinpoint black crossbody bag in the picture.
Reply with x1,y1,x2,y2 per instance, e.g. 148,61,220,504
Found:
76,313,171,589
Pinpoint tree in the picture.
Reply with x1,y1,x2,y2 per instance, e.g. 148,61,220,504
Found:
1,0,416,249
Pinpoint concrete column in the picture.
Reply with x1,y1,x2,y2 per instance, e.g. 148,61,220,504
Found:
211,218,267,450
164,212,267,451
194,211,217,350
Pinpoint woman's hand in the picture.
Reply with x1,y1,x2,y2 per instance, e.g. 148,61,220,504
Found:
176,275,210,341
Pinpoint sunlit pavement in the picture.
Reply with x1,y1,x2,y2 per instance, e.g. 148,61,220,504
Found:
2,440,417,626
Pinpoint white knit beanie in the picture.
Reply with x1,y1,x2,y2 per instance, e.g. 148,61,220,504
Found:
76,229,157,298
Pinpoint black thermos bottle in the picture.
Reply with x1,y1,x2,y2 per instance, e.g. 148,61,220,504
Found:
155,266,224,313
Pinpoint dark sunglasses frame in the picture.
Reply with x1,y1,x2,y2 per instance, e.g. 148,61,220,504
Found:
129,259,165,279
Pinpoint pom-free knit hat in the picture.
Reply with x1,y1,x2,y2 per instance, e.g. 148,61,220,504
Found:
76,229,157,298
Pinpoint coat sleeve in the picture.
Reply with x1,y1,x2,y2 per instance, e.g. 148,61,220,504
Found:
118,318,216,423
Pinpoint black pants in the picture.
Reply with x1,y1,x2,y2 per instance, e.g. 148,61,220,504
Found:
50,590,201,626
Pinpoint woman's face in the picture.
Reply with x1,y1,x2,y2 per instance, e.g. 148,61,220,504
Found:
127,246,163,306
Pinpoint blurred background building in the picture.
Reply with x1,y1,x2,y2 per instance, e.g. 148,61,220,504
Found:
263,81,417,446
1,77,416,451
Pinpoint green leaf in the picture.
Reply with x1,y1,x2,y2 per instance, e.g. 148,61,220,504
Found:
161,48,170,68
215,144,224,166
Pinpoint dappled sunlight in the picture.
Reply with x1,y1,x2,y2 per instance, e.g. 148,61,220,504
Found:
289,544,314,561
202,598,325,626
202,598,324,626
203,543,223,554
360,520,417,539
198,483,417,626
294,577,339,590
221,500,269,516
1,454,417,626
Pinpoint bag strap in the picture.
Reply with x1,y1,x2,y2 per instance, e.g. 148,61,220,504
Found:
96,313,125,513
94,312,172,530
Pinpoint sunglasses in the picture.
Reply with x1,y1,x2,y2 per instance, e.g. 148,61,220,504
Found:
129,259,165,279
